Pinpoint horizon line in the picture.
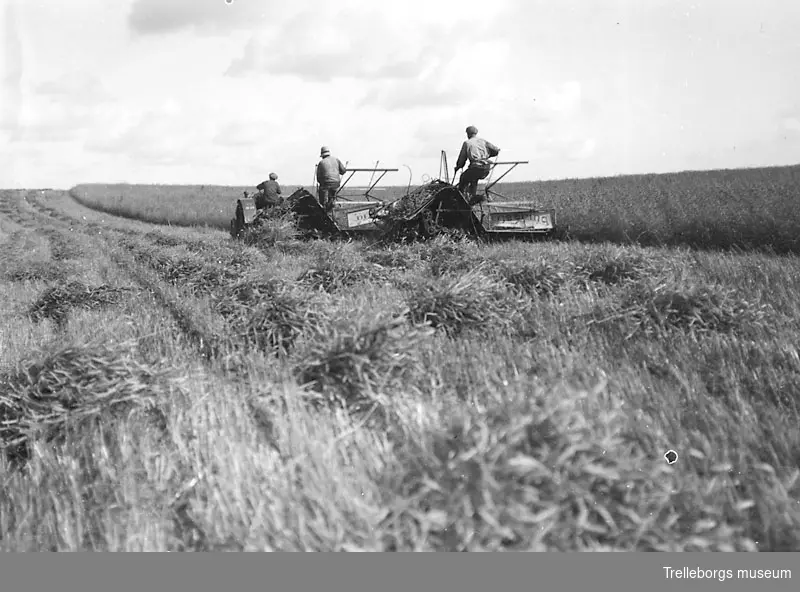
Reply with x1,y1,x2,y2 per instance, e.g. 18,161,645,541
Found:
52,161,800,191
5,161,800,192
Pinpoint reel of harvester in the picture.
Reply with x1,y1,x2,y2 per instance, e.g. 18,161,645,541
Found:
369,151,558,242
369,178,479,242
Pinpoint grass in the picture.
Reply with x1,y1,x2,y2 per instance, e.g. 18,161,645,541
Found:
0,182,799,552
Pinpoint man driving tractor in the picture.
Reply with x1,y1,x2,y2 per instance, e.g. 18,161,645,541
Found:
454,126,500,205
255,172,282,209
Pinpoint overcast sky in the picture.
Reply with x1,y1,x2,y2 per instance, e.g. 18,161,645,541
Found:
1,0,799,189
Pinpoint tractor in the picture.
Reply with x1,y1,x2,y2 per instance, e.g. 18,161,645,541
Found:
230,152,558,242
229,166,398,240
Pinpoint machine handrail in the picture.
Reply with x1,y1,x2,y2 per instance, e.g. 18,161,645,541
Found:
335,167,399,201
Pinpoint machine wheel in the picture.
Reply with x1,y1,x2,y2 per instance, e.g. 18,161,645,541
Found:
418,209,435,239
550,224,570,241
418,208,447,240
230,203,246,239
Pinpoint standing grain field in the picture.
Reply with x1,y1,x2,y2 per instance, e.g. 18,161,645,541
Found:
71,164,800,253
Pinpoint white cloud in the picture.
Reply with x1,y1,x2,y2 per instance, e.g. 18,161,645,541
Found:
213,121,265,147
7,70,120,144
226,30,422,82
34,71,111,101
84,100,217,165
360,84,467,111
225,0,511,82
570,138,597,160
542,80,582,114
128,0,269,36
784,117,800,134
227,20,428,81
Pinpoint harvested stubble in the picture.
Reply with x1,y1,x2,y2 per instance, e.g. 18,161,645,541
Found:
493,259,568,298
143,230,183,248
211,277,286,317
184,240,214,254
298,244,389,293
215,246,251,272
214,277,327,356
294,311,434,417
42,229,83,261
151,251,206,284
700,338,800,416
404,266,529,337
142,242,252,296
363,246,421,270
274,239,313,256
380,379,771,551
183,263,241,296
588,280,773,339
572,249,660,286
0,231,73,283
0,340,174,464
298,264,389,293
5,260,71,283
420,236,482,277
28,281,132,327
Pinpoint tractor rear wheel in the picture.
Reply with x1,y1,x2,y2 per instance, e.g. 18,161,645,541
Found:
230,210,245,239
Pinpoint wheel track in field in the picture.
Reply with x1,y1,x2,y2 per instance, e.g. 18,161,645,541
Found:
2,194,276,548
11,192,284,378
22,190,316,462
2,190,237,373
17,190,295,390
0,191,45,229
27,191,293,387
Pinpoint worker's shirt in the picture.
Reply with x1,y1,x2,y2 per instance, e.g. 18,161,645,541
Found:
456,137,500,169
262,180,282,204
316,156,347,186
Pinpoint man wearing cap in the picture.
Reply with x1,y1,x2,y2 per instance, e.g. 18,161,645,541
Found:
316,146,347,211
255,172,282,209
454,126,500,205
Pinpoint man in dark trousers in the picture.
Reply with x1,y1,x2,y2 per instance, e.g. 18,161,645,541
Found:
255,172,282,209
454,126,500,205
315,146,347,211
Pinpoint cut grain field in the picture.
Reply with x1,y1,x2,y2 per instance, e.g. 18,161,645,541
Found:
1,180,799,551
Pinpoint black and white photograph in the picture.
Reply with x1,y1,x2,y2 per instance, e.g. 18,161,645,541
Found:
1,0,799,562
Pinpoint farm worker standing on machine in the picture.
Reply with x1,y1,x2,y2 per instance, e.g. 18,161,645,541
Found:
256,172,282,209
316,146,347,212
454,126,500,205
